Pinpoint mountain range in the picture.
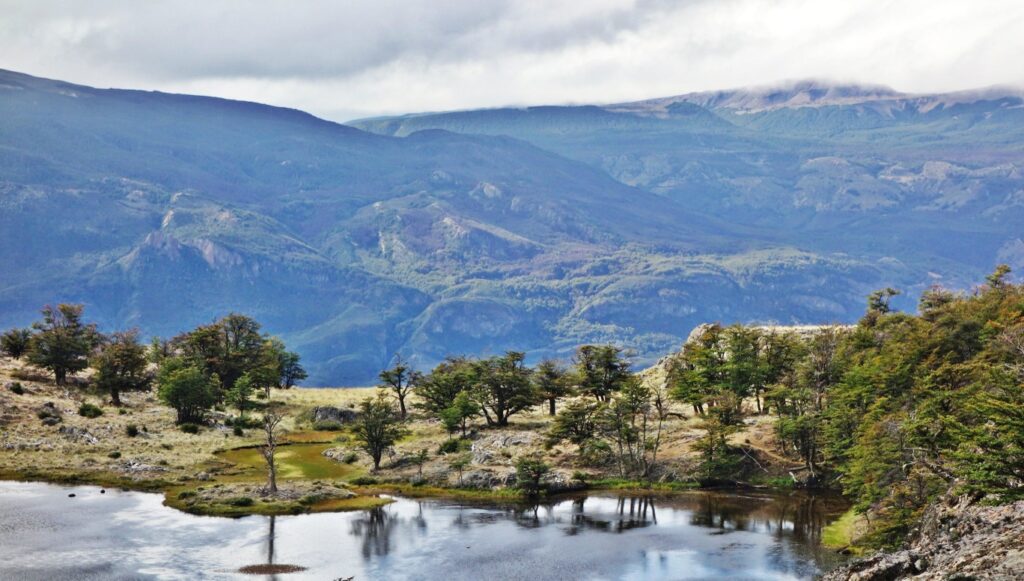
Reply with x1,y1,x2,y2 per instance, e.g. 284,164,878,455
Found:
2,70,1021,384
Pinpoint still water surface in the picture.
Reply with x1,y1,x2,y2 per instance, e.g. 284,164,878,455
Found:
0,481,847,580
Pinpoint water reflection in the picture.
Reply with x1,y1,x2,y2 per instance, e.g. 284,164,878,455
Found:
0,482,848,581
344,491,846,562
350,507,399,558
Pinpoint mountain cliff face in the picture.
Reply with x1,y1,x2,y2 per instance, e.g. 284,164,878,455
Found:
0,71,1011,384
353,81,1024,276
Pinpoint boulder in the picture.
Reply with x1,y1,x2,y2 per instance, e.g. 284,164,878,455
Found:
311,406,357,425
58,426,99,444
471,432,540,465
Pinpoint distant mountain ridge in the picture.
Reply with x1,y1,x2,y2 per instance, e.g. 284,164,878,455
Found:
1,70,1018,384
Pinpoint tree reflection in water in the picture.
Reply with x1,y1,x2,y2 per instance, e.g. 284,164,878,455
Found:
343,492,847,564
349,507,399,558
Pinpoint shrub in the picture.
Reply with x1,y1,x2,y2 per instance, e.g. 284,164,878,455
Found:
341,451,359,464
229,496,254,507
312,419,345,431
125,424,140,437
438,438,471,455
177,491,196,499
78,403,103,418
179,423,199,434
7,382,24,395
118,408,127,415
515,456,550,494
349,476,378,486
232,425,244,436
108,451,121,459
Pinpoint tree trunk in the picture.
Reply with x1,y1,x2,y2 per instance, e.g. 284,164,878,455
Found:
267,452,277,494
549,398,556,416
399,397,407,419
111,389,121,406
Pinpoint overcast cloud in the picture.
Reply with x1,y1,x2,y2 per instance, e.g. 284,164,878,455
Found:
2,0,1022,121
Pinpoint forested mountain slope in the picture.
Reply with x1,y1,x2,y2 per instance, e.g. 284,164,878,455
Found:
0,71,996,383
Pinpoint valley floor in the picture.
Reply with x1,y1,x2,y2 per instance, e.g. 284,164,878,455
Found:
0,357,801,517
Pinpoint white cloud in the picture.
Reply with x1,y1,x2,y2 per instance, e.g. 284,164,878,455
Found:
1,0,1022,121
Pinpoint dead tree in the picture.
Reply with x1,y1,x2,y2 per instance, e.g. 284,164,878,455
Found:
260,411,284,495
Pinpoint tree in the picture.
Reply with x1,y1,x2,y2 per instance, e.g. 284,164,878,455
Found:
415,356,477,414
276,347,307,389
1,328,32,359
440,390,479,437
473,351,540,427
92,330,152,405
148,336,172,364
574,345,631,401
353,392,408,470
174,313,264,394
515,455,550,495
534,359,571,415
412,449,430,477
597,378,667,478
226,372,256,419
379,355,420,419
547,400,599,446
156,360,218,424
868,286,901,317
668,325,727,415
27,304,100,385
260,411,284,495
447,453,471,486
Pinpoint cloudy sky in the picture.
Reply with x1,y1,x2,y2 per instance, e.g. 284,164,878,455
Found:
2,0,1023,121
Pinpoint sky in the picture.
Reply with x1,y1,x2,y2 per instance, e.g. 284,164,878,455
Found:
2,0,1023,122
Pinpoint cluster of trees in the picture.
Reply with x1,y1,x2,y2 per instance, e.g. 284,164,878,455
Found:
152,313,305,424
2,307,306,425
664,266,1024,548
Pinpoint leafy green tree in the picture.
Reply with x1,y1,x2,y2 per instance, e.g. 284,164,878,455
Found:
92,329,152,405
27,304,100,385
447,453,471,486
547,400,599,446
574,344,631,402
668,325,727,415
439,390,479,437
534,359,571,415
276,346,307,389
174,313,264,394
1,328,32,359
515,455,550,494
379,355,420,419
226,372,256,419
415,356,477,414
597,378,667,479
157,360,218,424
352,392,408,470
472,351,540,427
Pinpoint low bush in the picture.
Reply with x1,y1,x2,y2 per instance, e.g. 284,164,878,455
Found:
233,425,244,437
341,451,359,464
179,423,199,434
125,424,140,437
312,420,345,431
108,451,121,459
229,496,254,507
438,438,471,455
7,382,24,395
78,403,103,418
349,476,378,486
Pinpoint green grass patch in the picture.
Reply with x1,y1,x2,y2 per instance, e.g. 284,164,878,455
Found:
823,507,861,550
215,443,363,481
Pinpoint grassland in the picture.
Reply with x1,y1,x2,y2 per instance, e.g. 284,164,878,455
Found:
0,356,807,518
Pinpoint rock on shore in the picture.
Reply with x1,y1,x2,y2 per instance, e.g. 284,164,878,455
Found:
823,497,1024,580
